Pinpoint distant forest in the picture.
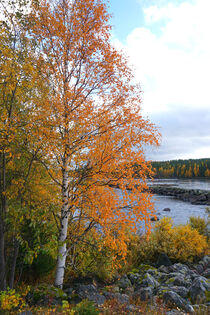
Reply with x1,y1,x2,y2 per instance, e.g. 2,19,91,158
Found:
151,158,210,178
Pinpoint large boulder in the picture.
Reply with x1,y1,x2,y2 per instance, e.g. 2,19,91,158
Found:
133,287,153,301
189,277,209,304
156,253,172,267
141,273,159,289
103,292,129,304
170,286,189,299
76,284,105,305
117,275,132,290
127,272,141,285
163,290,194,314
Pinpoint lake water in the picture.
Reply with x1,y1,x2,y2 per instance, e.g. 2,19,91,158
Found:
150,179,209,227
116,179,210,231
147,178,210,191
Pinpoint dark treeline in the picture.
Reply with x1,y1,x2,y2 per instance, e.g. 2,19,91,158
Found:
151,158,210,178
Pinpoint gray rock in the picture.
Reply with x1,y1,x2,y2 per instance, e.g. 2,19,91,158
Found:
170,286,189,298
202,268,210,278
158,265,170,273
156,253,172,267
114,293,129,304
169,263,189,274
124,286,134,295
147,268,158,276
163,290,194,313
126,304,137,312
76,284,105,305
163,208,171,211
194,276,210,291
65,287,73,296
202,255,210,268
190,278,208,304
133,287,153,301
127,272,140,285
104,292,129,304
195,264,205,274
141,273,159,288
166,310,184,315
173,276,191,287
117,275,132,289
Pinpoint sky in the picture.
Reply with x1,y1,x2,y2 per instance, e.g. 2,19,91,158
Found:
108,0,210,161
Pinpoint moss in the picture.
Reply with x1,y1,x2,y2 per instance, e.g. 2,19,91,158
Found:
166,277,175,284
205,290,210,303
131,268,139,274
139,264,155,271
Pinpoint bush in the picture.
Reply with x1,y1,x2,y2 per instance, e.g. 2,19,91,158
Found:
65,234,120,282
189,216,207,236
74,299,99,315
0,289,26,312
189,208,210,241
123,217,208,269
32,252,56,277
171,224,208,262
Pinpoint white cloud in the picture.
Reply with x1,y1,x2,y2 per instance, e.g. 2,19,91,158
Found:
117,0,210,116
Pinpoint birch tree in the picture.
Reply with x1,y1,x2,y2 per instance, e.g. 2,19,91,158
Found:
29,0,160,288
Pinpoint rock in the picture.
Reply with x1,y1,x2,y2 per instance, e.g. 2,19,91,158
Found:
124,286,134,295
163,208,171,211
202,256,210,268
103,292,129,304
111,286,120,293
173,276,190,287
114,293,129,304
141,273,159,288
170,286,189,298
158,265,170,273
126,304,137,312
18,312,33,315
151,216,159,221
76,284,105,305
166,310,184,315
195,264,205,274
169,263,190,274
127,272,140,285
190,278,208,304
163,290,194,313
156,253,172,267
117,275,132,289
133,287,153,301
64,287,73,296
202,268,210,278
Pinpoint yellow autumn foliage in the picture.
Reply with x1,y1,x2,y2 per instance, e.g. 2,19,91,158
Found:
124,217,208,269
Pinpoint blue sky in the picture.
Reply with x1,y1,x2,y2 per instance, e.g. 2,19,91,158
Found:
107,0,210,161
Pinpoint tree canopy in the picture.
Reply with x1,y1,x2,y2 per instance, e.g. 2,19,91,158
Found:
0,0,160,290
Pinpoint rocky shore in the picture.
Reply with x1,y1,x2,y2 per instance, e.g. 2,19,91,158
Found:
109,183,210,205
65,255,210,314
149,185,210,205
23,255,210,314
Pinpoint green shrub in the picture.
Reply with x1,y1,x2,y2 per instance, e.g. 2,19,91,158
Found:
74,299,99,315
189,216,207,236
65,234,120,282
0,289,26,312
32,252,56,277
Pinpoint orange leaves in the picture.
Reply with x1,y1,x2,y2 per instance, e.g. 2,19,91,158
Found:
27,0,161,284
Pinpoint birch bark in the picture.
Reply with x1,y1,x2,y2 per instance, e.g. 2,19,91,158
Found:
54,167,69,288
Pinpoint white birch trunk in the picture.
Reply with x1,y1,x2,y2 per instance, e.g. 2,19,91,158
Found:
55,168,69,288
